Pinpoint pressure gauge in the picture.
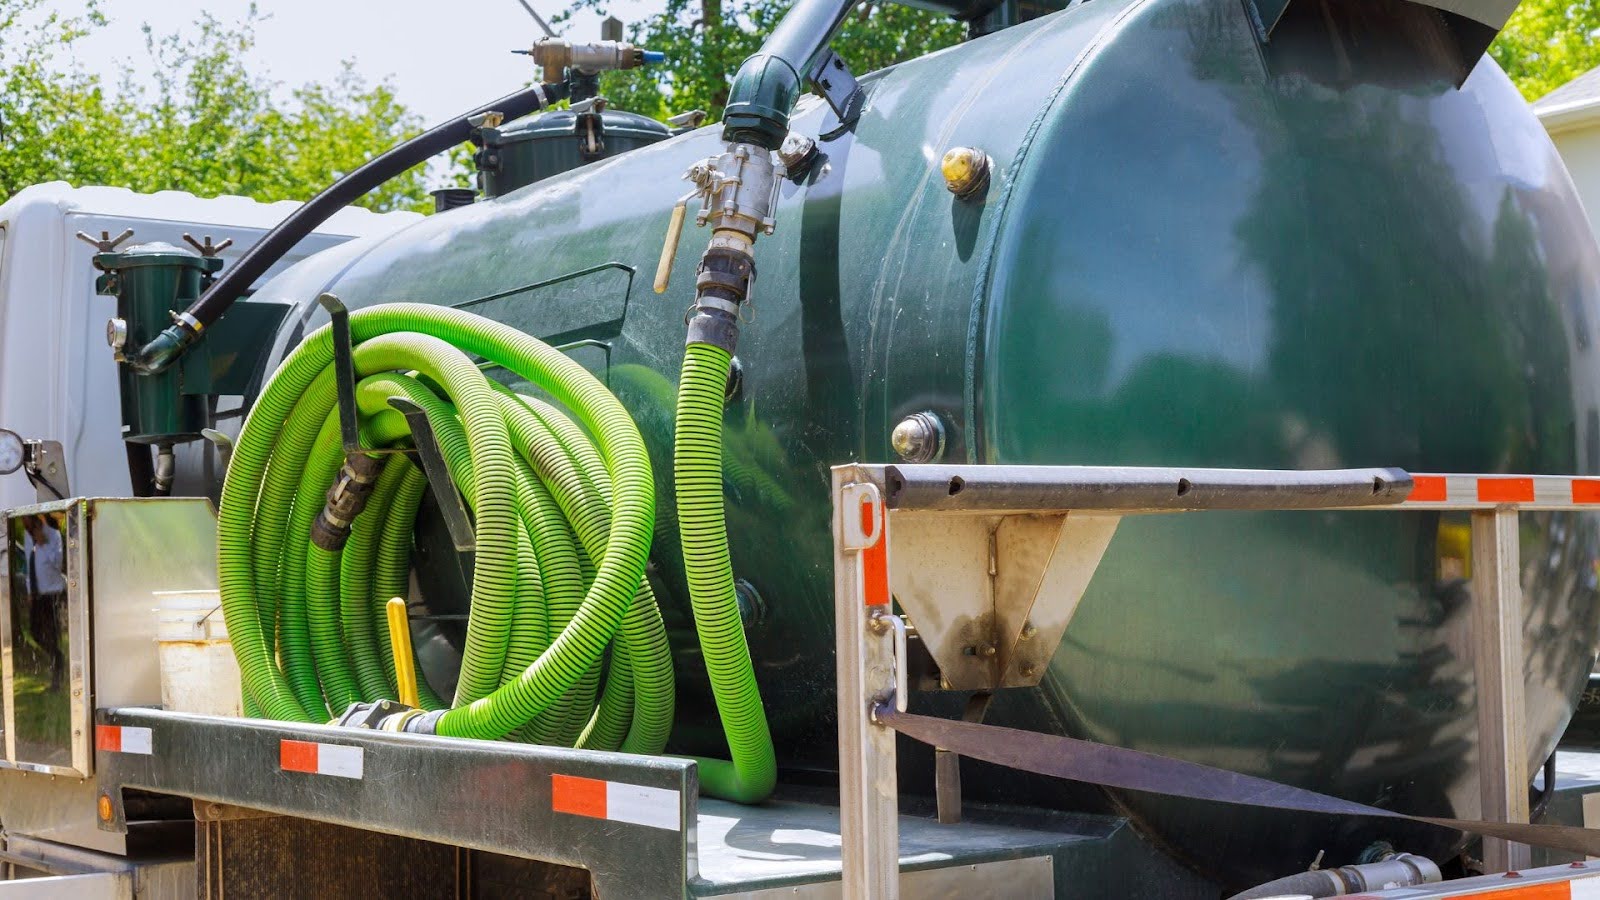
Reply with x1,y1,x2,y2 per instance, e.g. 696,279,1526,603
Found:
0,429,23,475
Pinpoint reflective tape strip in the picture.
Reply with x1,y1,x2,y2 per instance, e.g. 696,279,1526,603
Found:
279,740,364,779
1377,874,1600,898
862,498,889,608
1402,475,1600,510
550,774,680,831
95,725,152,755
1349,874,1600,898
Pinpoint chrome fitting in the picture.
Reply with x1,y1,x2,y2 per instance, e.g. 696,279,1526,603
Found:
529,38,652,77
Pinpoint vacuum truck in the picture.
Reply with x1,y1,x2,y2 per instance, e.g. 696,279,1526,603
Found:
4,0,1600,896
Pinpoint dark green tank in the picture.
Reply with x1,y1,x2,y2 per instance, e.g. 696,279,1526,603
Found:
253,0,1600,886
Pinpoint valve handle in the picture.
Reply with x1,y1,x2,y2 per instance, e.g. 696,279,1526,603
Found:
654,200,690,294
386,597,421,709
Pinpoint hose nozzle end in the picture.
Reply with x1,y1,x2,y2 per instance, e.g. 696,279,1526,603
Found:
126,320,201,375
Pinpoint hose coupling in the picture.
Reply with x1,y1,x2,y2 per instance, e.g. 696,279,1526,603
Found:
311,453,385,551
124,321,199,375
335,700,444,734
687,238,756,351
334,698,412,729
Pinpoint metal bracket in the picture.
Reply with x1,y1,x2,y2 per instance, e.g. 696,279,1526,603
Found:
385,397,475,552
316,294,361,455
889,512,1119,691
23,440,70,502
809,49,864,128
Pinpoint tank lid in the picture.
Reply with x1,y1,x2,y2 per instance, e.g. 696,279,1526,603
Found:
491,108,671,143
99,240,214,271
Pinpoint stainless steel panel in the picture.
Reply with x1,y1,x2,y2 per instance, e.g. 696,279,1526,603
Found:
0,497,213,778
1,499,89,776
0,872,125,899
0,834,191,898
0,771,125,856
97,707,695,899
85,499,216,711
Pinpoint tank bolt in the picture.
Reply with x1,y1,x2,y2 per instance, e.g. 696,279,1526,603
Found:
941,146,990,198
1020,622,1037,640
778,132,819,180
978,643,996,658
1020,663,1037,677
734,578,767,626
892,411,946,463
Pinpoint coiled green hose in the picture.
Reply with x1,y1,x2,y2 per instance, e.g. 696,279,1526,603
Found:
221,302,776,802
218,304,672,751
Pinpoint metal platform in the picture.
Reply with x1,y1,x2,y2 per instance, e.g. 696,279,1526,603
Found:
92,707,1202,899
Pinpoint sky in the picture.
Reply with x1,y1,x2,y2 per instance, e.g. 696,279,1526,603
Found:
49,0,666,124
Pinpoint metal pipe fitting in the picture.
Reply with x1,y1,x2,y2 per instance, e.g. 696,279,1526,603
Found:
1227,852,1441,900
527,38,661,76
152,445,177,496
721,0,858,148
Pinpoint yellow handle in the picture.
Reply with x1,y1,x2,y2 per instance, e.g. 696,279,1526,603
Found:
654,202,689,294
385,597,421,708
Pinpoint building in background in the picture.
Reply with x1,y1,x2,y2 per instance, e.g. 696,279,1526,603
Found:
1537,67,1600,239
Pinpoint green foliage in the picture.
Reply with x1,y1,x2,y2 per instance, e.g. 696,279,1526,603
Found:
1489,0,1600,101
0,1,444,212
557,0,964,121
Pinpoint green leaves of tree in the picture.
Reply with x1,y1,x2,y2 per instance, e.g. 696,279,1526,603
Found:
556,0,963,121
1490,0,1600,101
0,1,446,212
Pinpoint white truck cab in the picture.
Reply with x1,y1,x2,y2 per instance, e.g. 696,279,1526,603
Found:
0,183,419,511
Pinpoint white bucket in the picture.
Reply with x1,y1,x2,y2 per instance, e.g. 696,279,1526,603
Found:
154,590,242,717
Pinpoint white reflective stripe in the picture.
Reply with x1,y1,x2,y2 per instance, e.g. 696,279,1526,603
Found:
1445,476,1477,504
317,744,364,779
1534,477,1575,505
603,782,680,830
1571,877,1600,899
120,726,153,755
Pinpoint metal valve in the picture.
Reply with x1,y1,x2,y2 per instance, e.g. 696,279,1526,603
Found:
517,38,664,79
654,144,787,294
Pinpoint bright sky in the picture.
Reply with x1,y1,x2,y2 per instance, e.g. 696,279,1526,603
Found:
50,0,666,124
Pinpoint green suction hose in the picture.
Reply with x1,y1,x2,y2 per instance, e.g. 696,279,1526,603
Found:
221,301,777,803
674,343,778,803
218,304,673,751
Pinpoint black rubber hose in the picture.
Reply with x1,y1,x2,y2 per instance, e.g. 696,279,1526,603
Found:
126,80,571,374
1228,870,1343,900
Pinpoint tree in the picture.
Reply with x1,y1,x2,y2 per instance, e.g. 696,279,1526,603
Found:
557,0,964,121
1489,0,1600,101
0,1,452,212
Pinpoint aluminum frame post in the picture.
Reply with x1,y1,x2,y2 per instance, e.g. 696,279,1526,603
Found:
1471,507,1531,873
834,467,900,900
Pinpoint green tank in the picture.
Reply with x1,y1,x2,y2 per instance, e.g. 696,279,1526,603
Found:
253,0,1600,887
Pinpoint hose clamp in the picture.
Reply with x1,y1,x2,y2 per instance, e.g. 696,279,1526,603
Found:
171,310,204,335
